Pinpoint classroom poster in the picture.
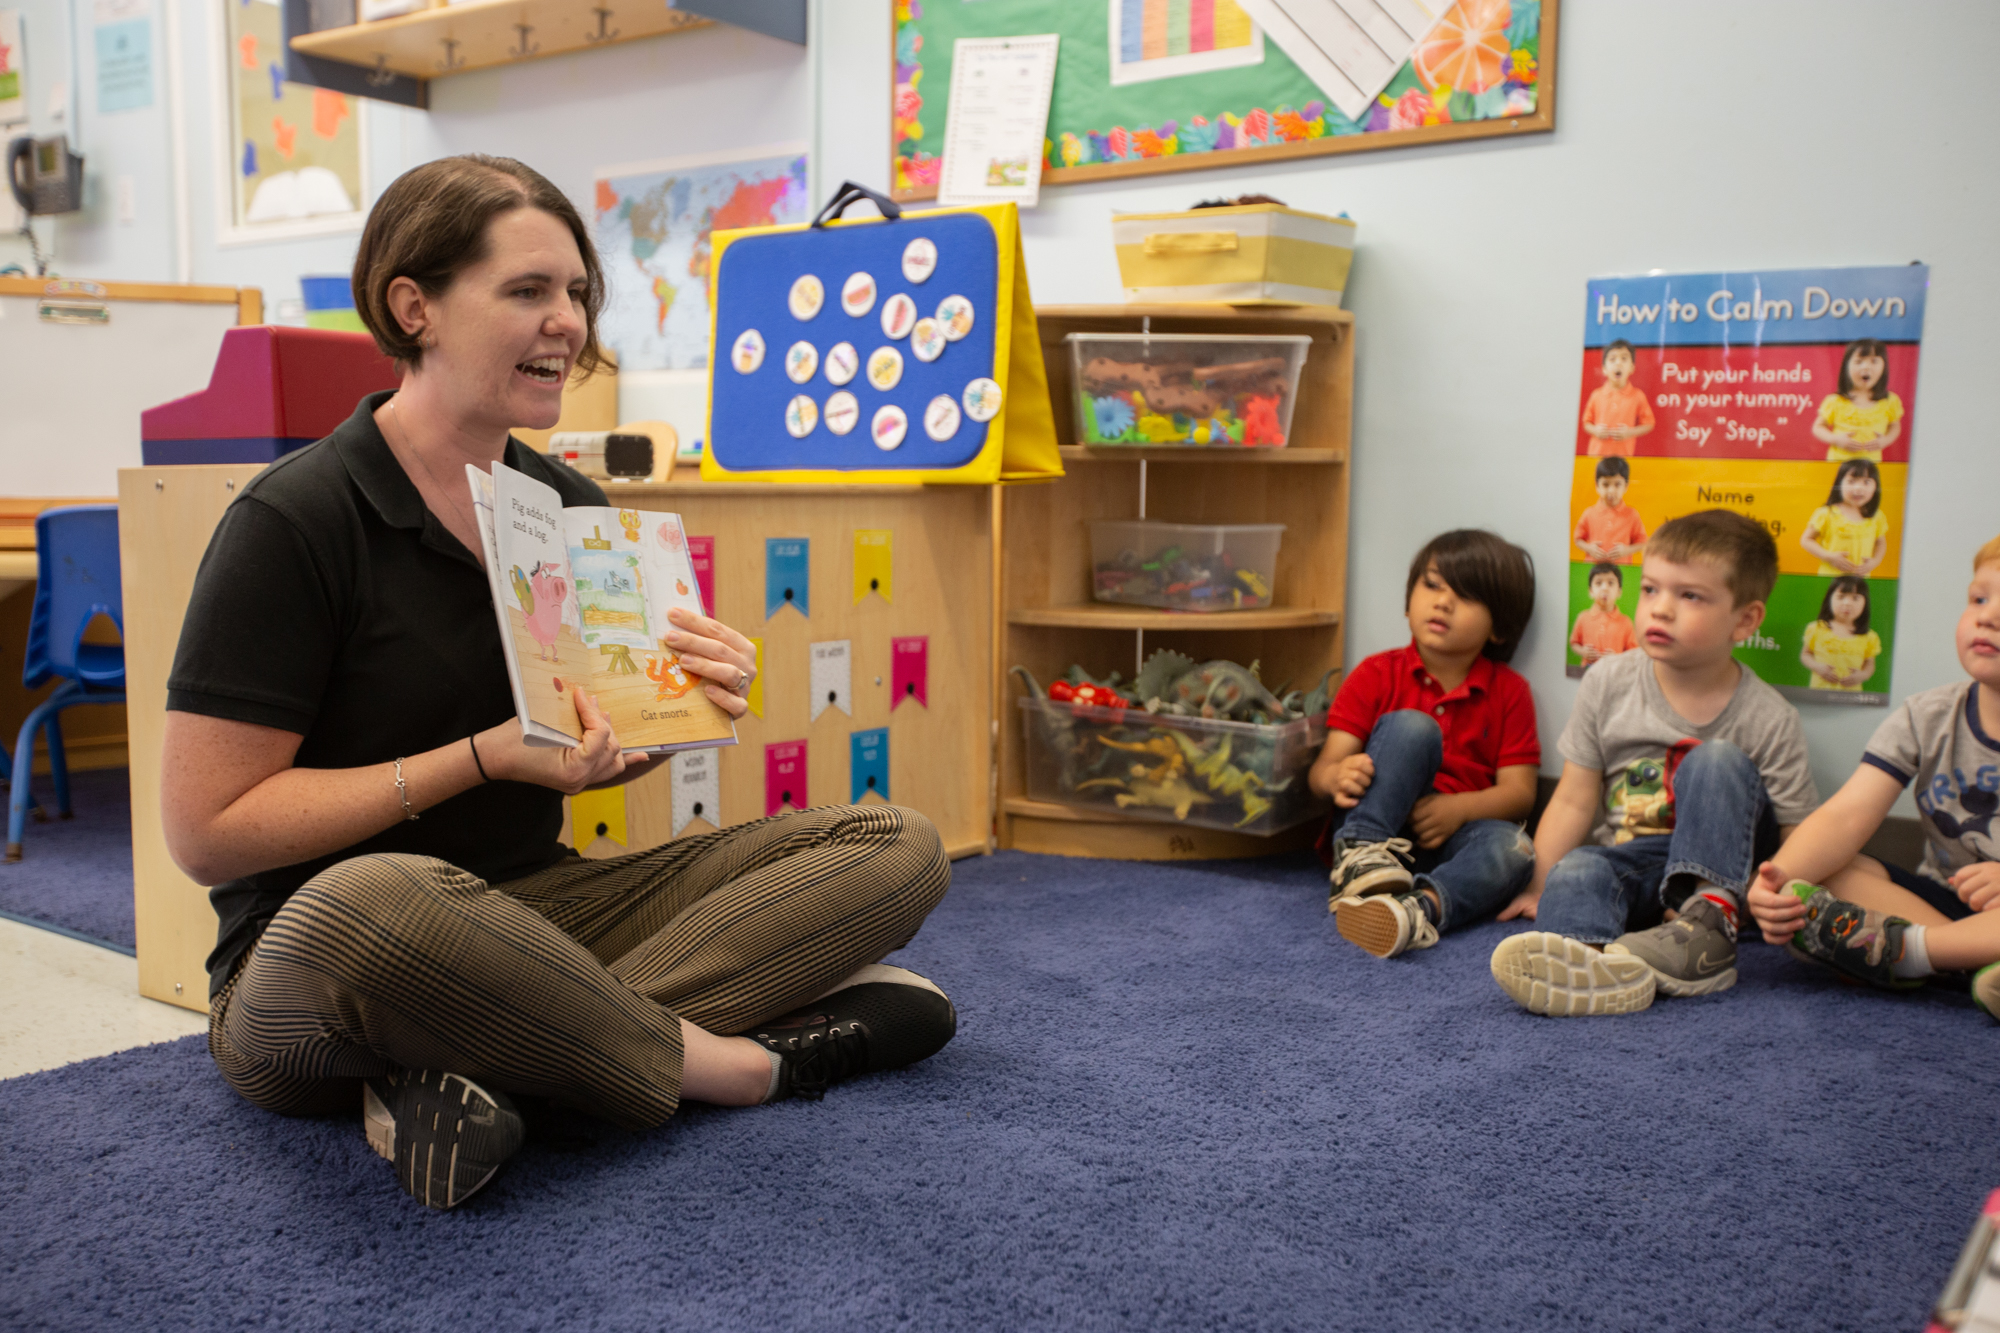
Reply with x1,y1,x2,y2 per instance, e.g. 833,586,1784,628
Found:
1566,265,1928,705
223,0,362,234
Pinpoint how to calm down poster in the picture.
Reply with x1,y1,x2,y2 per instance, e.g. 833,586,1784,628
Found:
1567,265,1928,704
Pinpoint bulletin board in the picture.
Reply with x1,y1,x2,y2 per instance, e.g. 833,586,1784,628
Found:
892,0,1557,201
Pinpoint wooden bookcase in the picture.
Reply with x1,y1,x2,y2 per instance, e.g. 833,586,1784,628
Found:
997,304,1352,860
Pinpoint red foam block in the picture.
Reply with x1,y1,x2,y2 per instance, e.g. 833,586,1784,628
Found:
142,326,399,441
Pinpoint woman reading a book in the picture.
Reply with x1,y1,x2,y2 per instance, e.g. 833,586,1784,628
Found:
157,155,957,1211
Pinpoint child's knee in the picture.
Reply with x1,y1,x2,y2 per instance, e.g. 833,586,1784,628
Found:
1370,709,1443,760
1677,739,1756,785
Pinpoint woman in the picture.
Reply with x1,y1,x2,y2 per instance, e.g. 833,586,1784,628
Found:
161,155,955,1211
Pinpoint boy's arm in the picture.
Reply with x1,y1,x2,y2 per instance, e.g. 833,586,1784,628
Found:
1410,765,1539,847
1308,728,1367,802
1748,764,1903,943
1500,762,1602,920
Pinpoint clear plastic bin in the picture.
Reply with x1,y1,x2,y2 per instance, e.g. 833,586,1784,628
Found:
1019,697,1328,836
1066,331,1311,447
1090,520,1283,612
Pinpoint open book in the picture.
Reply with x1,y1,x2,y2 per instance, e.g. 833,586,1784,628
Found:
468,460,738,755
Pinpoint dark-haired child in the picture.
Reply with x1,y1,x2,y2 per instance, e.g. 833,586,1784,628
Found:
1574,456,1646,565
1581,339,1655,458
1801,459,1887,578
1813,339,1903,463
1801,576,1881,693
1309,530,1541,960
1571,562,1637,668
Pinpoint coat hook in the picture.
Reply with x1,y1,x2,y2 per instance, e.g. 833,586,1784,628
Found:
509,22,539,57
365,52,397,86
436,37,464,72
584,7,620,44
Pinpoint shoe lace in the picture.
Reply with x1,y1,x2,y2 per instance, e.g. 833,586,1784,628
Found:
783,1020,871,1102
1403,897,1440,950
1334,837,1413,876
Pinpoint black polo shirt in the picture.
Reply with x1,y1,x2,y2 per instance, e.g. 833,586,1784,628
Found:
167,390,608,996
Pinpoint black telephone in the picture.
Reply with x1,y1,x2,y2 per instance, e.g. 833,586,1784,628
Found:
8,135,84,216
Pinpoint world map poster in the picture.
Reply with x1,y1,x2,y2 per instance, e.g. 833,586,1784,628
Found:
1566,265,1929,706
593,146,810,373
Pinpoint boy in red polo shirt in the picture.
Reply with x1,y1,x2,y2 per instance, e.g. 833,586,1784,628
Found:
1308,530,1542,959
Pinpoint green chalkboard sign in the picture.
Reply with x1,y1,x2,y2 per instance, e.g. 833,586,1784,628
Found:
891,0,1559,201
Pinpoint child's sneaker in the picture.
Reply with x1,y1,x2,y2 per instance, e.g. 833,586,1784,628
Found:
1784,882,1922,990
1327,836,1414,912
1605,895,1737,997
1490,932,1655,1016
1336,891,1439,959
1973,962,2000,1021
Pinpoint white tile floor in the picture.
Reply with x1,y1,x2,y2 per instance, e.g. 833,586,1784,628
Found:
0,916,208,1080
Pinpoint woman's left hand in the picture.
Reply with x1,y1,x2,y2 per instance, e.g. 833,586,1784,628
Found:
664,606,759,718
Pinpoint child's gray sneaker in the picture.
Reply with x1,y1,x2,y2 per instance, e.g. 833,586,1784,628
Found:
1327,836,1414,912
1490,932,1655,1016
1336,890,1439,959
1605,894,1738,997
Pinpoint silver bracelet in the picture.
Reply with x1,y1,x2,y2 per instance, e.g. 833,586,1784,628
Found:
393,757,418,821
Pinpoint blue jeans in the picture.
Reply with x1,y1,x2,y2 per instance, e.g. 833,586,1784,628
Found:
1328,710,1535,933
1536,739,1780,945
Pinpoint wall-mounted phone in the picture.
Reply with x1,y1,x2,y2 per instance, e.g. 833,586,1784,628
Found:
9,135,85,216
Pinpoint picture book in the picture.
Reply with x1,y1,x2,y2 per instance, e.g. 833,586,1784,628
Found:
468,460,739,754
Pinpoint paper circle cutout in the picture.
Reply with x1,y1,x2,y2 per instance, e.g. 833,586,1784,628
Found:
866,345,904,391
871,404,908,451
923,394,962,442
731,328,765,374
824,391,860,436
788,274,824,321
841,271,877,318
935,294,975,341
784,340,819,384
784,394,819,438
910,317,946,363
962,377,1003,422
880,292,917,341
824,341,859,386
902,236,938,284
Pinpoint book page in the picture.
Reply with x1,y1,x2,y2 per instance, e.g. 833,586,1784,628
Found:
490,461,585,743
564,505,738,752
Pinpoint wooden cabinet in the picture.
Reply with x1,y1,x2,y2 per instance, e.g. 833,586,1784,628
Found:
997,304,1352,860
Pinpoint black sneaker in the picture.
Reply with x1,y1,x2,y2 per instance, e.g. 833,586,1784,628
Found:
364,1069,525,1210
1785,882,1923,991
750,964,957,1102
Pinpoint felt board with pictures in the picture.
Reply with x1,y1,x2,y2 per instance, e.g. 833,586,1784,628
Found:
891,0,1557,201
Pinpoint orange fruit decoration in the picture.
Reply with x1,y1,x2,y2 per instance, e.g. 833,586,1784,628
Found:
1413,0,1511,94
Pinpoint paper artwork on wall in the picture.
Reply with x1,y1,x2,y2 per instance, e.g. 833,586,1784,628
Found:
891,635,928,709
766,538,810,619
765,740,807,816
937,34,1060,209
853,530,893,603
0,10,26,127
1231,0,1447,123
670,747,720,837
570,785,628,851
850,727,889,804
223,0,363,237
686,535,715,616
1109,0,1266,88
94,1,153,115
809,640,853,722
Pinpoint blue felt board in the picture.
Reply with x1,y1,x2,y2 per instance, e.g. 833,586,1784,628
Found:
712,212,1000,473
765,538,810,619
850,727,889,803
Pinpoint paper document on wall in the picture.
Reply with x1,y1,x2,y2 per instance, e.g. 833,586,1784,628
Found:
1232,0,1445,123
937,35,1060,209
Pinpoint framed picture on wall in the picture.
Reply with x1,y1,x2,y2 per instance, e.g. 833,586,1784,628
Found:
211,0,365,243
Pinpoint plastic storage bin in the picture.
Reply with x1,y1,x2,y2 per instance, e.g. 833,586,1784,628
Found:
1090,519,1283,612
1067,331,1310,447
1111,204,1356,307
1019,697,1327,836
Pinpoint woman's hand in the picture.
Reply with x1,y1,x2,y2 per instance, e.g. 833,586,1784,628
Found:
662,606,759,719
479,687,637,794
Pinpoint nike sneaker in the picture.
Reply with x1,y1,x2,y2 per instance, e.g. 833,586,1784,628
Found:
1490,932,1656,1016
1606,894,1738,997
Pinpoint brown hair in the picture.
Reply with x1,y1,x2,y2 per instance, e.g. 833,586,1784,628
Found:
352,154,607,374
1647,510,1778,607
1976,535,2000,573
1405,529,1536,663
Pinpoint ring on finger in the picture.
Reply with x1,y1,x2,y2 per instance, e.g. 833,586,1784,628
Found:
733,668,751,694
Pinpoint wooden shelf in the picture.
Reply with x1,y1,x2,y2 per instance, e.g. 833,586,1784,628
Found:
1036,303,1354,329
1057,445,1344,465
289,0,708,82
1009,604,1340,631
1001,797,1322,859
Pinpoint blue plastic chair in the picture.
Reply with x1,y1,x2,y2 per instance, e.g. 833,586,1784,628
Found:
6,505,125,862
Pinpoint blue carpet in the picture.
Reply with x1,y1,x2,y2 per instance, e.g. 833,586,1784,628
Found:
2,848,1993,1332
0,767,135,951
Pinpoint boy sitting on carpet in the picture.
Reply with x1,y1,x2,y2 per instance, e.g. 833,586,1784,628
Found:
1745,535,2000,1018
1489,511,1820,1016
1309,529,1541,960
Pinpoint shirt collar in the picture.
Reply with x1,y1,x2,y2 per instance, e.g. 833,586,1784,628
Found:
335,389,546,535
1399,640,1493,698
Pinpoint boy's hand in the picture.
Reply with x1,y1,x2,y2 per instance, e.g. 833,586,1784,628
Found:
1331,753,1375,808
1747,861,1808,944
1410,793,1466,849
1952,863,2000,912
1497,885,1539,921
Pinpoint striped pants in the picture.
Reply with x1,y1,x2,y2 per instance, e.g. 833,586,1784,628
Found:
208,804,950,1129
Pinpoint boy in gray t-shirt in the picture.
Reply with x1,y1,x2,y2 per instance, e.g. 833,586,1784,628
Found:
1491,512,1820,1017
1747,536,2000,1021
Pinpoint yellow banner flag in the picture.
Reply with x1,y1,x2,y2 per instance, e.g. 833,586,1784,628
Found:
570,786,628,851
746,638,765,718
854,530,893,603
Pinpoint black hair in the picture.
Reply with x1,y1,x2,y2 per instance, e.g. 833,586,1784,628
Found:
1595,455,1631,482
1405,529,1536,664
1826,459,1882,518
1817,576,1871,635
1602,338,1635,363
1588,561,1624,589
1837,339,1890,402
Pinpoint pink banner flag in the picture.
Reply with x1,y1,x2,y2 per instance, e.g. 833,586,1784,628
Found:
765,740,807,816
687,536,715,617
891,635,928,710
